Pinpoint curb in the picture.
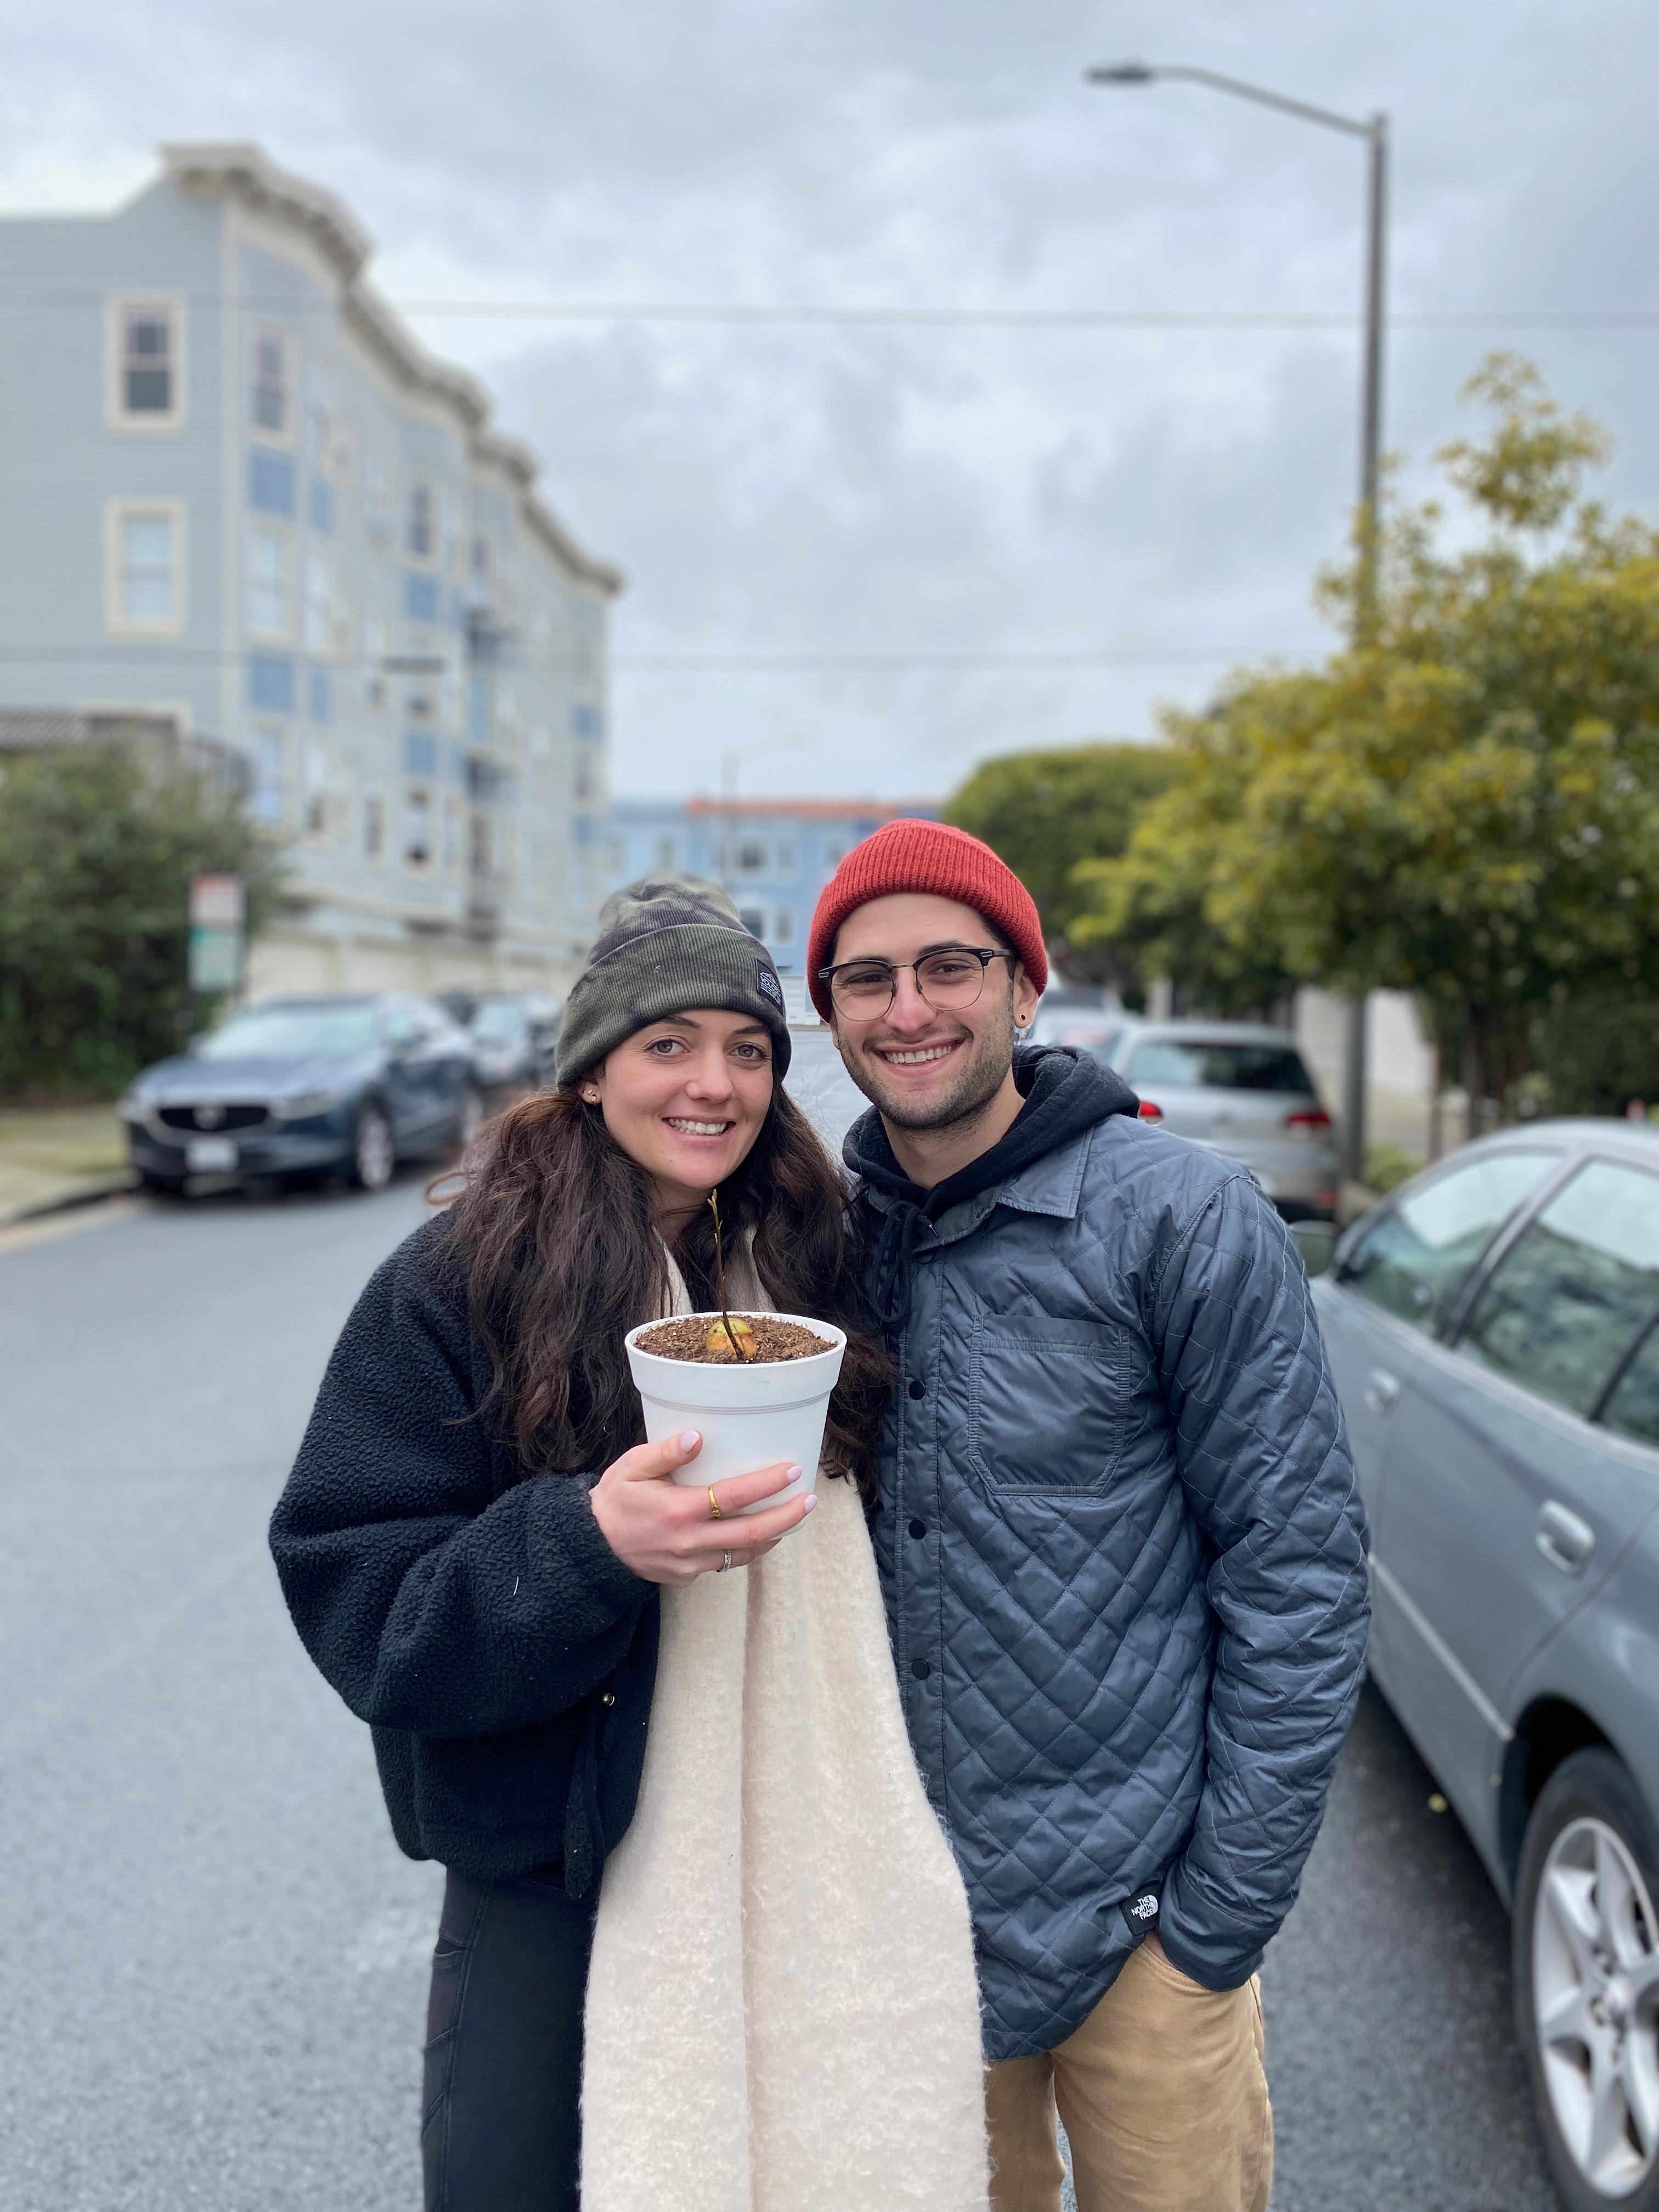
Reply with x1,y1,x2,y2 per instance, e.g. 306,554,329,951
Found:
0,1168,136,1234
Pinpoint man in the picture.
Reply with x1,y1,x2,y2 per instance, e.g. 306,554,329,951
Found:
808,819,1369,2212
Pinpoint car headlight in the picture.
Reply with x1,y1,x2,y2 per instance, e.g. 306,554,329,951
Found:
272,1087,351,1121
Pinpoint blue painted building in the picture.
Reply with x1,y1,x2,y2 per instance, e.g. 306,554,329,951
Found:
610,797,938,980
0,142,620,997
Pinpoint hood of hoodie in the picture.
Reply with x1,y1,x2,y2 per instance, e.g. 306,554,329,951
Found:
844,1045,1141,1329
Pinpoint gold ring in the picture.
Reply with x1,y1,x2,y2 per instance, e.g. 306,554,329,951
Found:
708,1486,724,1521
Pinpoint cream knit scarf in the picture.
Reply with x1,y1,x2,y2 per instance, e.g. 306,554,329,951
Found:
580,1251,989,2212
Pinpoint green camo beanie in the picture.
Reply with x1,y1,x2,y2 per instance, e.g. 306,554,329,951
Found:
556,876,792,1084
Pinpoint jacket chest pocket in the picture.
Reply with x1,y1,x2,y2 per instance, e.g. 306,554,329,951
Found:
965,1315,1132,1495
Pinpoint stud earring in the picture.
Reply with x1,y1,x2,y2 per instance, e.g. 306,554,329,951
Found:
582,1089,600,1105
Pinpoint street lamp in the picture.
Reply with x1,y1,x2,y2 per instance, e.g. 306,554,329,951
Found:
1087,60,1389,1183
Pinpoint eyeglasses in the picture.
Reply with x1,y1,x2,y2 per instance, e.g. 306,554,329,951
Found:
817,946,1016,1018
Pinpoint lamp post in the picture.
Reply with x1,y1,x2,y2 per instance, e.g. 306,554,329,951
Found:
1087,61,1389,1183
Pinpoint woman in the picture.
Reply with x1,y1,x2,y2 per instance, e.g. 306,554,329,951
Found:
269,878,987,2212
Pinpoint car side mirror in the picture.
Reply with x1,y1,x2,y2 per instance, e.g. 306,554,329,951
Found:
1291,1219,1339,1279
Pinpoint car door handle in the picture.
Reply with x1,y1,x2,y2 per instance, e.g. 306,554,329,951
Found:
1363,1368,1402,1417
1534,1501,1595,1577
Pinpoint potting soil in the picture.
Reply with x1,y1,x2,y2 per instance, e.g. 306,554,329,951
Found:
637,1315,833,1364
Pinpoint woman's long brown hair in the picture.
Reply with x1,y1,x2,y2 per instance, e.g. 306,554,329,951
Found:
441,1080,890,1500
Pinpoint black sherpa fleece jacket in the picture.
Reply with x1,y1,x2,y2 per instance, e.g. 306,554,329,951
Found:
269,1214,658,1898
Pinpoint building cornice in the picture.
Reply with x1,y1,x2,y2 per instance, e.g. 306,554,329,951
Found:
157,141,623,596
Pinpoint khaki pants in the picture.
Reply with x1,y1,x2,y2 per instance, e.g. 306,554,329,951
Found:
984,1942,1273,2212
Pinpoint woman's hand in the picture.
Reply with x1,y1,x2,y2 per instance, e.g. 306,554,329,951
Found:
589,1429,815,1587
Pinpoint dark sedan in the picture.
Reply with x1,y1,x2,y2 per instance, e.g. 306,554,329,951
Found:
117,994,484,1196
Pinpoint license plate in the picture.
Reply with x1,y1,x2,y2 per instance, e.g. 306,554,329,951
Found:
185,1136,238,1172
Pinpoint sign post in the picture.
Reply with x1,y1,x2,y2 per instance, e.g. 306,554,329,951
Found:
187,873,246,1034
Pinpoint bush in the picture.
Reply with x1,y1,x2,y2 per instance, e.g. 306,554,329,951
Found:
1528,990,1659,1118
0,749,279,1096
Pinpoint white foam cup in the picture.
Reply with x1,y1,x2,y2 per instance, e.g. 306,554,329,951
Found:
624,1312,847,1515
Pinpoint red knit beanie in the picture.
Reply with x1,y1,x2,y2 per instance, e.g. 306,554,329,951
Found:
807,819,1048,1019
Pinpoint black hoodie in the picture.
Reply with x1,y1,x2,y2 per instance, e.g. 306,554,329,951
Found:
844,1044,1140,1329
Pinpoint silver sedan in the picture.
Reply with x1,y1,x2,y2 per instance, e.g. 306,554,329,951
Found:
1304,1124,1659,2211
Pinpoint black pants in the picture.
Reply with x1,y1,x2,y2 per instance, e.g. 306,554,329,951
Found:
422,1867,596,2212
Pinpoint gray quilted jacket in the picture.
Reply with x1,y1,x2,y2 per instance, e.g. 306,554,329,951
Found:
859,1103,1370,2061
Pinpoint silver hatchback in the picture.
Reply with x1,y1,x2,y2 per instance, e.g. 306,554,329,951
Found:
1305,1125,1659,2211
1091,1018,1342,1221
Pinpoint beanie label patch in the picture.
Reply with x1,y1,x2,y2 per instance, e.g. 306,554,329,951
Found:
756,963,785,1009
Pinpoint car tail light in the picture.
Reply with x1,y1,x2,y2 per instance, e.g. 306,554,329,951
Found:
1285,1108,1332,1140
1137,1099,1164,1124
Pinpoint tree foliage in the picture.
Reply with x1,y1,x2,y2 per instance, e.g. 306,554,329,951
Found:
1069,356,1659,1096
943,742,1176,986
0,749,280,1096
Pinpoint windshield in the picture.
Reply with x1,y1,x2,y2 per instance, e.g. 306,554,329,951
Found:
1125,1040,1316,1094
198,1005,380,1059
470,1002,529,1042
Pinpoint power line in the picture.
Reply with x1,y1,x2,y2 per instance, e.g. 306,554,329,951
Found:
9,289,1659,331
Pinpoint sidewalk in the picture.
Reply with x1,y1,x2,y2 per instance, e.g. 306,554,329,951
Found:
0,1105,132,1227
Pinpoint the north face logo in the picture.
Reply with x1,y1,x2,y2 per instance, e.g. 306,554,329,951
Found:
1129,1893,1160,1921
757,964,784,1008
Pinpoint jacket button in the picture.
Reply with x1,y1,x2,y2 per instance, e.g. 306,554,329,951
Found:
907,1379,926,1399
911,1656,931,1679
601,1690,616,1708
908,1517,927,1538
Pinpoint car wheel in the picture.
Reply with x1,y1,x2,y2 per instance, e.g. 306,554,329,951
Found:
1514,1747,1659,2210
350,1103,396,1193
456,1085,484,1149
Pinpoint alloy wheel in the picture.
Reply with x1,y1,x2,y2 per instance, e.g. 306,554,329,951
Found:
1532,1814,1659,2198
353,1106,395,1192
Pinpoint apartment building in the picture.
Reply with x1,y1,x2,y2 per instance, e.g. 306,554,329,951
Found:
610,797,938,977
0,143,620,997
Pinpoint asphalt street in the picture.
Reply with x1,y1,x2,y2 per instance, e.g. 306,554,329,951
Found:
0,1176,1561,2211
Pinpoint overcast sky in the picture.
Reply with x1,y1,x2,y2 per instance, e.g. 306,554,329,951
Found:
4,0,1657,802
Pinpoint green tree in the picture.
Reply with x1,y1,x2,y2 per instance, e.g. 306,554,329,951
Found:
0,749,281,1096
943,743,1176,987
1070,357,1659,1102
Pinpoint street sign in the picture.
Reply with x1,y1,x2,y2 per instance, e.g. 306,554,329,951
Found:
189,873,245,930
188,873,245,995
188,928,242,991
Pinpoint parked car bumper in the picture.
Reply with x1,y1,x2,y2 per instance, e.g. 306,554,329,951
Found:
1198,1138,1342,1218
127,1110,359,1183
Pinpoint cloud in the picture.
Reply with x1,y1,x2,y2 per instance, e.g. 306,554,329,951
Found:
3,0,1658,795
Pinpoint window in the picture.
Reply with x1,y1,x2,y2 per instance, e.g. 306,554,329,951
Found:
109,298,182,427
409,484,434,560
106,502,184,633
739,906,767,938
772,907,797,947
774,839,797,878
405,787,432,867
735,837,767,877
302,742,329,837
248,653,295,713
306,668,332,724
250,451,297,517
247,528,290,639
304,552,335,653
364,792,385,860
308,477,336,537
1602,1322,1659,1448
251,729,285,823
405,572,439,624
1459,1160,1659,1417
654,834,678,871
251,331,289,436
469,675,490,744
404,730,438,778
1336,1149,1558,1335
1125,1040,1316,1094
